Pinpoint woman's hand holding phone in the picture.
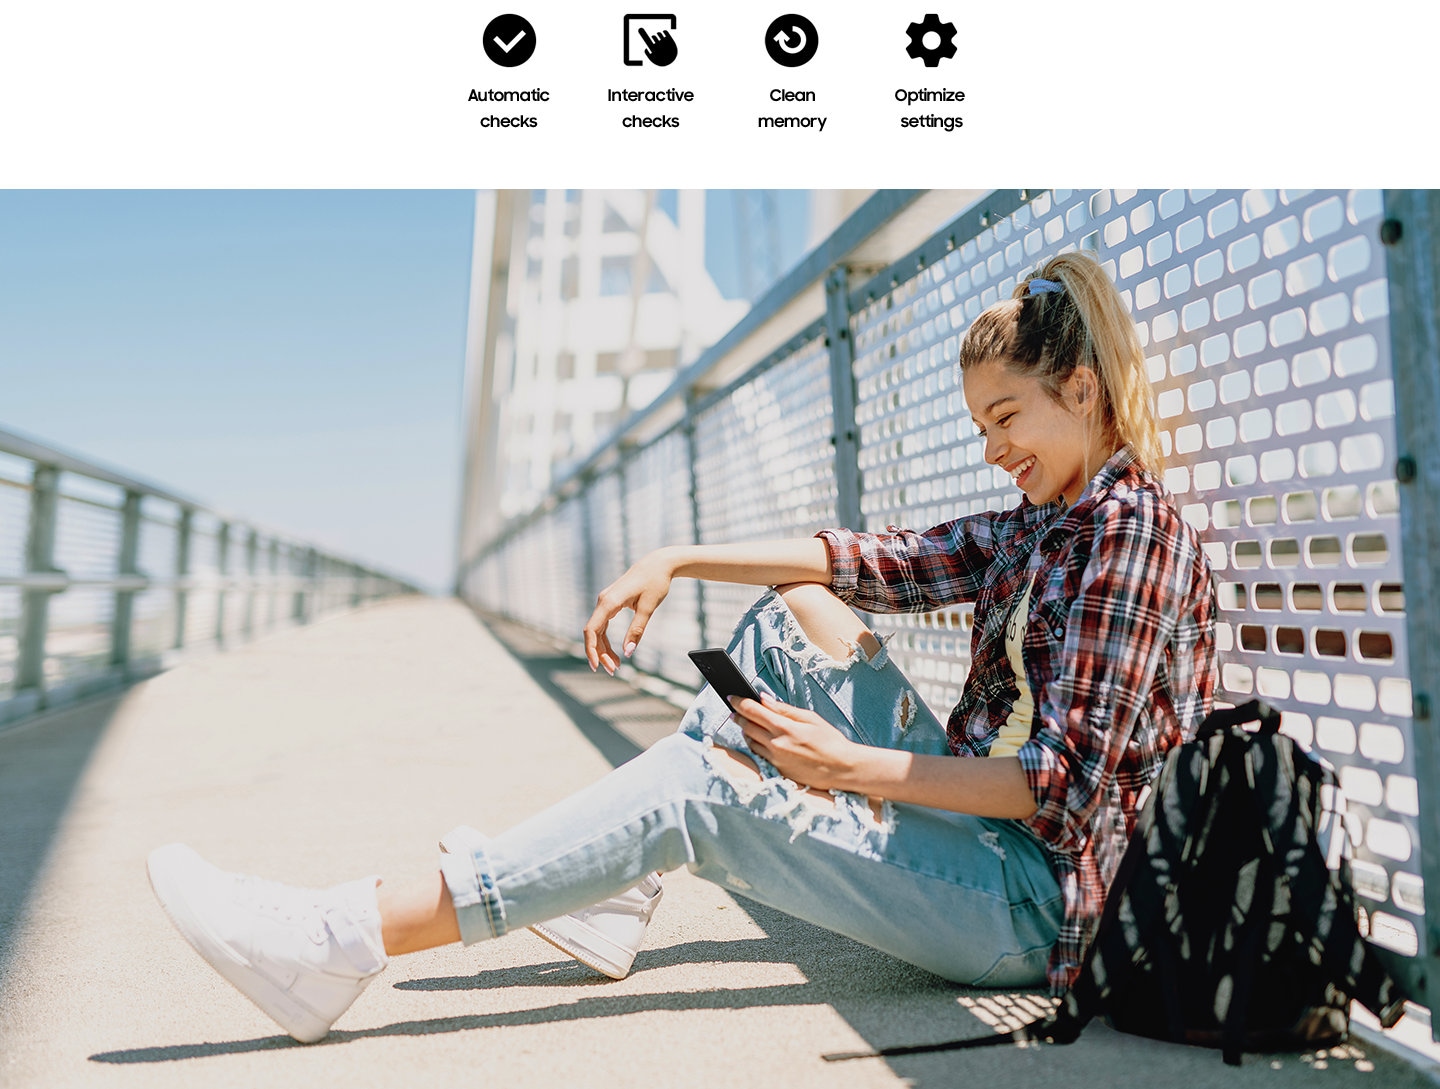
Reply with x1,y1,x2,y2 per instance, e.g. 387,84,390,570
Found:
730,692,865,793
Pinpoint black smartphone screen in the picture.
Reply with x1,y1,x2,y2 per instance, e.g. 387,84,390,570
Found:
688,648,762,706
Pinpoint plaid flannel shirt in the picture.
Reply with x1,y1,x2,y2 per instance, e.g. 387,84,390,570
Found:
816,445,1217,994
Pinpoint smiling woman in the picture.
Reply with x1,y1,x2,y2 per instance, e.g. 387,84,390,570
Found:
144,250,1218,1044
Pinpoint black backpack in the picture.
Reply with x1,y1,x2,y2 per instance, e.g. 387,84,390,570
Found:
826,699,1410,1066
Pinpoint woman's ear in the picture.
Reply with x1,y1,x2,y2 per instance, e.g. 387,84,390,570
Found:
1067,366,1101,416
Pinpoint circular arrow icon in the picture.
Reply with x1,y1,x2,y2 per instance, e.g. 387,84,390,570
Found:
765,14,818,67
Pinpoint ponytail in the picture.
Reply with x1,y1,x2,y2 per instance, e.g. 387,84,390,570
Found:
958,252,1164,474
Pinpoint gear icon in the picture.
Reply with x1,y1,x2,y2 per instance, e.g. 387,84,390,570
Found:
905,13,957,67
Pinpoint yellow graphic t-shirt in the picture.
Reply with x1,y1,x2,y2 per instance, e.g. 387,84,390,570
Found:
992,574,1036,758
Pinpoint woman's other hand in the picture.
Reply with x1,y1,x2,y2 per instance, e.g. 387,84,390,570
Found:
731,694,863,791
584,550,675,674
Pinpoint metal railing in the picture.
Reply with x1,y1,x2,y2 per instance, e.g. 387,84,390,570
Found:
0,426,420,727
456,188,1440,1018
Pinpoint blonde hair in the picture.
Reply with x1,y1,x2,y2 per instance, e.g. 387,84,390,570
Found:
958,251,1164,475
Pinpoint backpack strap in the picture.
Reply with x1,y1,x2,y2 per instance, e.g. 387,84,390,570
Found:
1216,851,1280,1065
1196,699,1281,743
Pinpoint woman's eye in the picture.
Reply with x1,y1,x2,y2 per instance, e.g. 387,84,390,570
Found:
998,414,1014,427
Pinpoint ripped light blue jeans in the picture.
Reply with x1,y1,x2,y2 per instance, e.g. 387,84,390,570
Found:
439,590,1063,987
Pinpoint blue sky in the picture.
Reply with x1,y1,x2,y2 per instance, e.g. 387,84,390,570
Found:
0,191,476,592
0,189,812,593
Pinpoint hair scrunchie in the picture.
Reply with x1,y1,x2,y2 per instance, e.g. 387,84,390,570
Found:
1026,278,1063,296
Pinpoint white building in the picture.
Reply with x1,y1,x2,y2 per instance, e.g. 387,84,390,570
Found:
456,189,869,570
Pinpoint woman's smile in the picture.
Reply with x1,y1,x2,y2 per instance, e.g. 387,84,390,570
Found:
963,358,1115,508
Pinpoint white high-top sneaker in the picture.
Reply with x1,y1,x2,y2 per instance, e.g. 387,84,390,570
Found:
439,825,663,980
147,843,388,1043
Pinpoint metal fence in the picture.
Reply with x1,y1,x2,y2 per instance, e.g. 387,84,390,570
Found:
456,188,1440,1015
0,428,420,727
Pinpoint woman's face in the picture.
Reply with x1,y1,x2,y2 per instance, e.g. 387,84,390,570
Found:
962,359,1114,508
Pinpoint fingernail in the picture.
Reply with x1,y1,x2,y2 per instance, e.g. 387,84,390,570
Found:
624,641,636,657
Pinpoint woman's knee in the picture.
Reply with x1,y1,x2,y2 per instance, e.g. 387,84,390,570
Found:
773,583,880,662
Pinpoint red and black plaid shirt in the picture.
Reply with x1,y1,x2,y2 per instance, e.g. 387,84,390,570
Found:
817,445,1217,993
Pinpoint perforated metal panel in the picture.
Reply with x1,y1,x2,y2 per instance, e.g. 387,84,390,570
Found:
500,498,590,641
1129,189,1416,960
622,429,701,686
587,472,626,602
693,336,838,639
851,188,1419,965
460,186,1431,999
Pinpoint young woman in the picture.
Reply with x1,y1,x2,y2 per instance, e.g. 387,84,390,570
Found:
147,251,1218,1044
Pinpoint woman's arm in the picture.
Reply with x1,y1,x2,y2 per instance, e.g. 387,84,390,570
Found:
733,694,1038,818
666,539,832,586
583,540,832,674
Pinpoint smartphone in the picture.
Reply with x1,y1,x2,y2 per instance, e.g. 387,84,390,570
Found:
688,648,762,706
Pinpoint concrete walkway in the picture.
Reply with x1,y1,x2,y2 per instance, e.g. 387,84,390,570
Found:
0,595,1432,1088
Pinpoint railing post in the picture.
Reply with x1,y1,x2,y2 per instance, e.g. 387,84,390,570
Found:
290,546,303,623
1382,189,1440,1026
617,443,635,570
215,521,230,646
824,266,864,532
268,539,280,629
16,463,62,698
292,546,317,624
110,489,143,672
173,508,193,650
683,390,707,647
244,529,258,638
312,549,321,619
579,478,599,627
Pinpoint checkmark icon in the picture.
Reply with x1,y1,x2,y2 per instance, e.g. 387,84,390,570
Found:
494,29,526,53
483,14,536,66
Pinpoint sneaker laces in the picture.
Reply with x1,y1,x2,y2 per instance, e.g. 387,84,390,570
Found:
233,874,330,941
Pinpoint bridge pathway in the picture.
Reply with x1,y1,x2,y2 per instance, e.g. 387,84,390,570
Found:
0,596,1430,1088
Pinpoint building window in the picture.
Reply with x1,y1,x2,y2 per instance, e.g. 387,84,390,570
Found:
599,256,631,296
595,351,620,374
643,348,679,371
594,409,625,439
556,352,576,380
602,203,629,233
644,263,672,295
553,413,575,457
560,255,579,300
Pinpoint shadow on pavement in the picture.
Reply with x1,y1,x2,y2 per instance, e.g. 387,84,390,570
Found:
0,695,122,983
